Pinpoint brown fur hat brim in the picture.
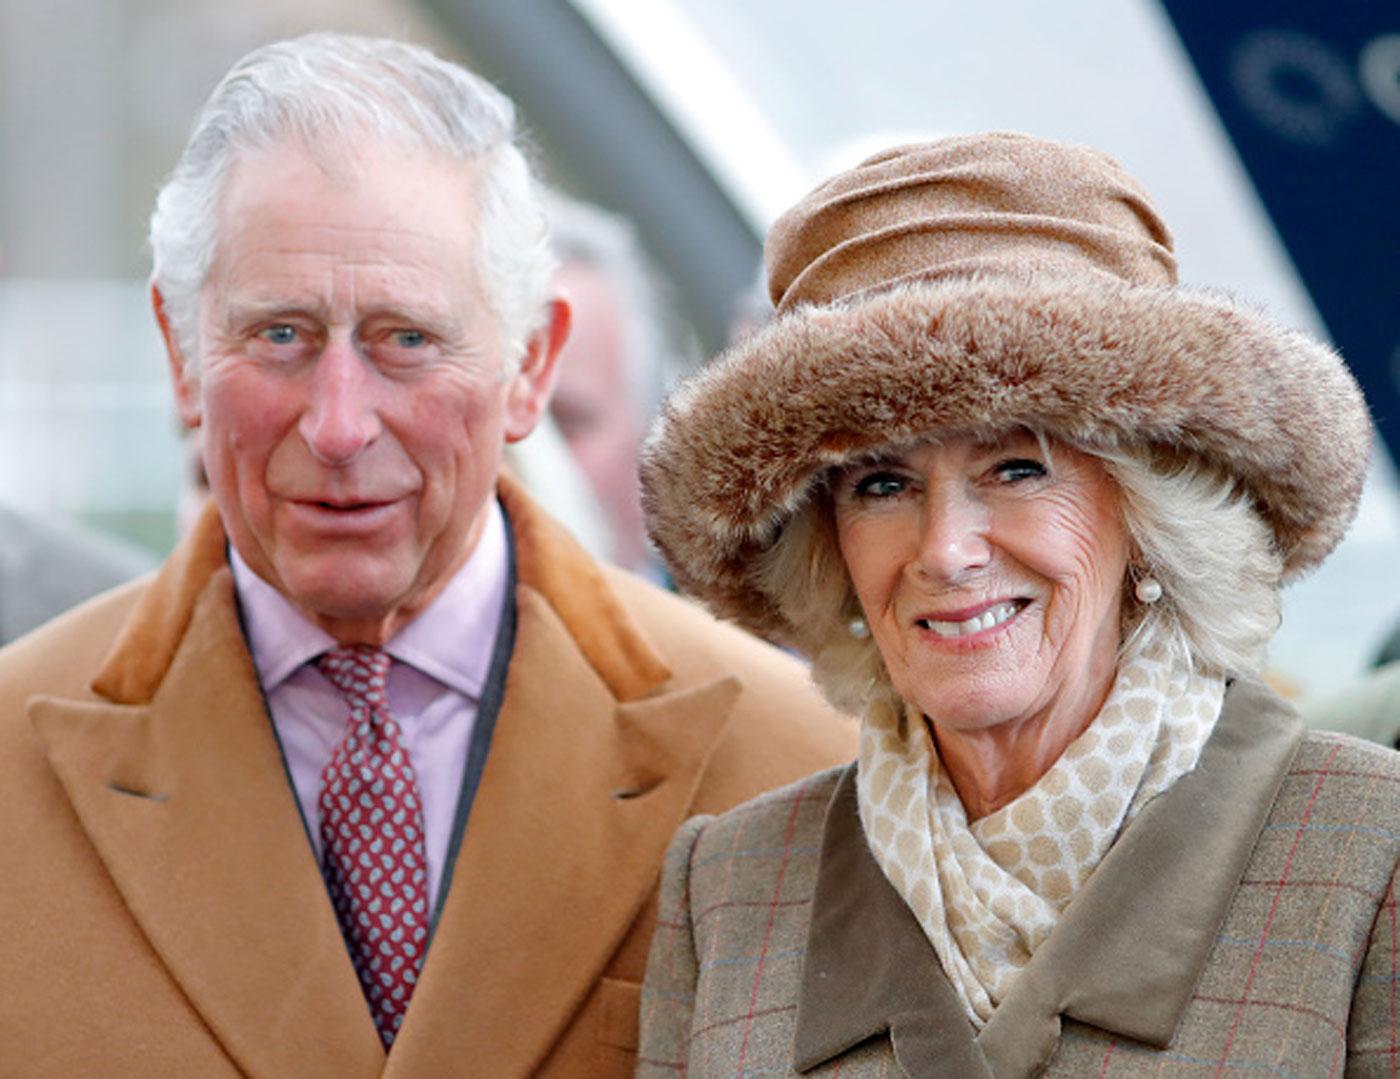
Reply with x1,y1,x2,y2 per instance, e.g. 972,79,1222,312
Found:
641,276,1372,641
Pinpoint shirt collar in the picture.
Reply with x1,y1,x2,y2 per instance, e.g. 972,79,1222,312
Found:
231,499,510,700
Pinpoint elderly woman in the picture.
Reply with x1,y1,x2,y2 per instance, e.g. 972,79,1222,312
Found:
636,134,1400,1076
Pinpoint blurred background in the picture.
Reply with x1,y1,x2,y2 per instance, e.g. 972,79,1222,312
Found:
1,0,1396,701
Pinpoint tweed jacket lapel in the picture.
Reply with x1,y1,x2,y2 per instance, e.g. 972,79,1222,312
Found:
383,477,742,1077
29,504,384,1078
794,678,1304,1076
794,766,990,1077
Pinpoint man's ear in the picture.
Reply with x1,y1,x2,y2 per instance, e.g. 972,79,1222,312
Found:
152,284,202,429
503,296,572,443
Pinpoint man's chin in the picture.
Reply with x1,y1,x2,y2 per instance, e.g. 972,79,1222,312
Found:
280,565,420,637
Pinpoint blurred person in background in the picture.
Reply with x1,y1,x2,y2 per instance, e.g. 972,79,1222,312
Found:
0,242,156,644
726,263,774,346
637,134,1397,1075
0,33,853,1077
501,405,617,564
1304,617,1400,749
1377,620,1400,669
1305,659,1400,749
0,504,155,645
546,192,670,577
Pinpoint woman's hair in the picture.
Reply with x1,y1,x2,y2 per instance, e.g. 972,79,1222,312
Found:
755,436,1283,715
148,33,556,372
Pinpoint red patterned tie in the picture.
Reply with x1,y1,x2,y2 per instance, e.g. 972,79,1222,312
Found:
317,646,430,1047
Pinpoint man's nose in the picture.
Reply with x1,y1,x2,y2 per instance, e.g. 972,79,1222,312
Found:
299,337,383,466
912,484,992,583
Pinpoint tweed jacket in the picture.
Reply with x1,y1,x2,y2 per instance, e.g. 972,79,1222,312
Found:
0,477,855,1078
638,678,1400,1077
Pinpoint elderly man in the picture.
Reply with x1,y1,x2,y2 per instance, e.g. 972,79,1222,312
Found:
0,34,853,1078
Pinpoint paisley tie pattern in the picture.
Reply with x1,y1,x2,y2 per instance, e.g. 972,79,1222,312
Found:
317,646,429,1048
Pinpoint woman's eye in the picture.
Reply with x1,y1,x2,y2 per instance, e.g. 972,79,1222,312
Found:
993,458,1048,483
853,472,908,499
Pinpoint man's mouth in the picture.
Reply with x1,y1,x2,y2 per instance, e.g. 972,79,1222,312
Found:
285,497,405,528
915,599,1028,639
311,499,391,511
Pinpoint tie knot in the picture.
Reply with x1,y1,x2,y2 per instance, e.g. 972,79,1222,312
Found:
317,646,391,708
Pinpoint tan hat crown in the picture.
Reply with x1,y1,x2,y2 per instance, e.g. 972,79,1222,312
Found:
767,132,1178,311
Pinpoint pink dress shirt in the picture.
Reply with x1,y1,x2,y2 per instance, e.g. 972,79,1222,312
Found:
230,501,510,908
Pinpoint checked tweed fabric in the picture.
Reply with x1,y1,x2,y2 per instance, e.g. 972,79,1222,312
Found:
317,646,429,1047
639,727,1400,1076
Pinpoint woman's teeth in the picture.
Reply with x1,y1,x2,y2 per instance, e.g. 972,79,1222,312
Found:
919,601,1022,638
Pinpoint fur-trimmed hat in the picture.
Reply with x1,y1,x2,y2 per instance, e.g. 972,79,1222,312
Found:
641,132,1372,643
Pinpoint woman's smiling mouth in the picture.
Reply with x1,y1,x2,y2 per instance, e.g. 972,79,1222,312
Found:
915,599,1029,639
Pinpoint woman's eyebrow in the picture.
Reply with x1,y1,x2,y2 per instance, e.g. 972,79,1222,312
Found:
842,453,906,472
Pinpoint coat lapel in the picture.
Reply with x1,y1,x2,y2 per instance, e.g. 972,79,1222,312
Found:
795,680,1304,1077
30,487,741,1076
794,765,988,1078
385,479,741,1077
30,510,384,1079
976,677,1303,1073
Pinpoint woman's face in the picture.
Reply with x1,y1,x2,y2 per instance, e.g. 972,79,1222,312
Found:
832,432,1129,736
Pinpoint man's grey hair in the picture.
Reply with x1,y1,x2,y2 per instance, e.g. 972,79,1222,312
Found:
756,437,1284,716
149,32,556,371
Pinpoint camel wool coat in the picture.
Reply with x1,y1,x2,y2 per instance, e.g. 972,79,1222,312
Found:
0,477,855,1078
638,678,1400,1077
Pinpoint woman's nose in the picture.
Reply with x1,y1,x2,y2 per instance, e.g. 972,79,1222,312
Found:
298,337,383,466
913,486,992,582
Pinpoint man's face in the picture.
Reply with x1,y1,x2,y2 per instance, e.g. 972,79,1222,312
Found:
159,138,563,642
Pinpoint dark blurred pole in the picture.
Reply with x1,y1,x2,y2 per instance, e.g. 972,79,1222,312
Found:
1158,3,1400,461
418,0,762,354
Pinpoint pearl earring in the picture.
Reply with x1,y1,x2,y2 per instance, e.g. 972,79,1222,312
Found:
1135,576,1163,604
848,617,870,639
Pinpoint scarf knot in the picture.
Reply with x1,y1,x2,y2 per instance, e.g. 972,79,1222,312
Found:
856,642,1224,1026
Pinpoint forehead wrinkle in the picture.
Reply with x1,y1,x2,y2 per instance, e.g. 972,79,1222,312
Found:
237,218,457,245
341,274,465,339
218,241,338,300
211,183,482,341
221,222,470,290
302,225,473,279
221,292,333,328
326,260,461,331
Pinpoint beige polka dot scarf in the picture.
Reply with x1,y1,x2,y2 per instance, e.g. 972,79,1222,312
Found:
856,642,1224,1028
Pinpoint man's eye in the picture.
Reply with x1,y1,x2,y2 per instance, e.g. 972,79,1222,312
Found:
390,329,427,348
259,324,298,345
994,458,1048,483
852,472,907,499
